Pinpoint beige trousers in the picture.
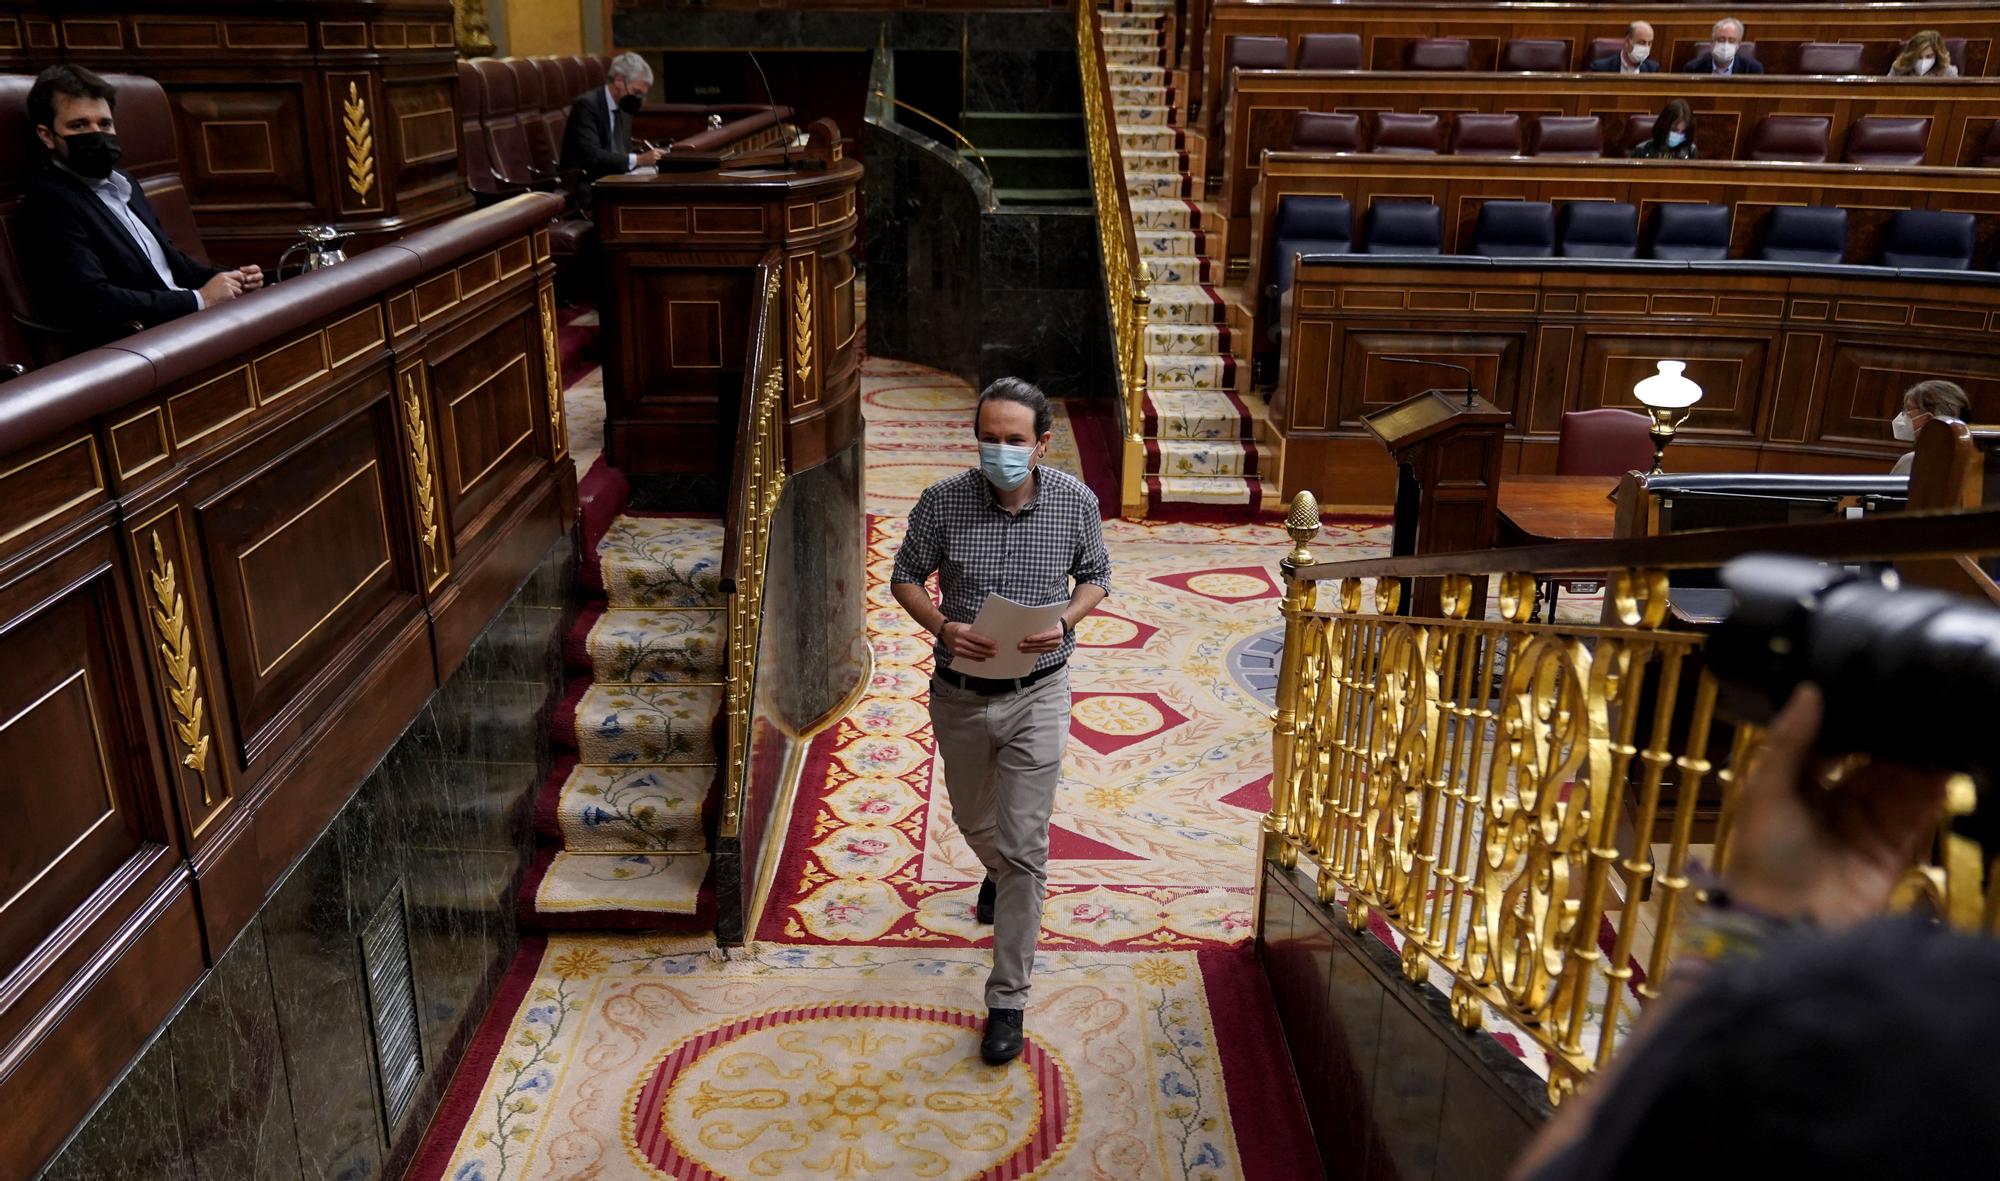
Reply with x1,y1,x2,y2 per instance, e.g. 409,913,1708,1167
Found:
928,668,1072,1010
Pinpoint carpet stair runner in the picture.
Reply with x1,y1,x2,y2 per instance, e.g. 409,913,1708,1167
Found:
515,466,722,931
1103,0,1273,518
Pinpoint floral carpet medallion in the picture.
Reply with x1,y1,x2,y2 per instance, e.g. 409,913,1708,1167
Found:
435,941,1248,1181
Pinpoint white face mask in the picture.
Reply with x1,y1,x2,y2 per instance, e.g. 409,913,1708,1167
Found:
1916,54,1937,74
1711,41,1738,65
1628,43,1651,64
1893,411,1919,442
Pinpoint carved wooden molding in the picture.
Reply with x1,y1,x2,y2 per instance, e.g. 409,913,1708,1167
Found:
536,283,568,460
398,365,446,588
343,80,376,200
792,264,814,389
148,529,214,803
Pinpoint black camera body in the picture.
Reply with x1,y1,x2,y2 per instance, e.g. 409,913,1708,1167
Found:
1710,555,2000,775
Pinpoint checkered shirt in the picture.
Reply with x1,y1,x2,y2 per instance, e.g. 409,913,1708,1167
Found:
891,466,1112,672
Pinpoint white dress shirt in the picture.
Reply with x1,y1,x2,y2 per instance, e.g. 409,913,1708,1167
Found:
62,161,200,309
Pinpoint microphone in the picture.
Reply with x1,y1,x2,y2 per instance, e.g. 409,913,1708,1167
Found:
1382,356,1477,409
745,49,792,169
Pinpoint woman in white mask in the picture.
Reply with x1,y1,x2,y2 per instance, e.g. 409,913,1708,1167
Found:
1890,378,1971,475
1889,30,1958,77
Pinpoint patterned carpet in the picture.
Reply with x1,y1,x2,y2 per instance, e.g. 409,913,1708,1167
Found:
1103,1,1270,516
415,213,1352,1177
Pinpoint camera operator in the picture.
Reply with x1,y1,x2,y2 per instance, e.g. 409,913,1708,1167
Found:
1511,682,2000,1180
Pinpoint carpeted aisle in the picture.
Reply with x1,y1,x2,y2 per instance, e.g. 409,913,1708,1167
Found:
412,264,1353,1176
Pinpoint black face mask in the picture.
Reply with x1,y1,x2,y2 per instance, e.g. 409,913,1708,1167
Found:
617,92,644,116
60,130,121,180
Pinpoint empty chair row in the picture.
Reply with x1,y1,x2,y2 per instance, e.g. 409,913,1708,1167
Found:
1226,33,1967,75
458,54,616,201
1288,109,1990,166
1272,198,1983,278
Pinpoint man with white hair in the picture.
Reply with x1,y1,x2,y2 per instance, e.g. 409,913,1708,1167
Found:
561,51,665,205
1682,17,1763,74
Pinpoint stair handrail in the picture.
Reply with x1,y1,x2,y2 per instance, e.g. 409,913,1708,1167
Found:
719,250,788,848
868,88,997,193
1076,0,1151,516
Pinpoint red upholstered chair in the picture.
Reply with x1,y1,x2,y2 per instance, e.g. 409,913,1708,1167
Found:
1558,409,1656,476
1590,38,1625,63
1745,115,1831,163
1979,121,2000,167
457,60,511,201
583,56,607,91
1372,111,1444,154
1291,111,1364,152
1843,115,1930,166
1947,37,1970,68
1623,113,1657,151
475,59,560,190
1408,38,1471,70
558,55,588,105
1797,42,1866,74
534,57,572,142
1448,112,1524,156
1225,34,1291,75
504,59,561,177
1501,39,1569,71
1296,33,1363,70
1529,115,1605,158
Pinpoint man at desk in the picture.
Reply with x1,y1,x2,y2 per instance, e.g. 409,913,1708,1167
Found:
22,65,261,345
561,51,666,207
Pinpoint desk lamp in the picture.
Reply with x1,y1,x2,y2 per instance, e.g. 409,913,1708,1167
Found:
1633,361,1703,474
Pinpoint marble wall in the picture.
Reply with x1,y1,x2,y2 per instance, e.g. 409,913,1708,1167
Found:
34,533,575,1181
863,115,986,385
977,207,1108,396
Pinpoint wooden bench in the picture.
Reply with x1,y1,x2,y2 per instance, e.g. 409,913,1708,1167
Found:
1200,1,2000,124
1221,72,2000,226
1274,255,2000,506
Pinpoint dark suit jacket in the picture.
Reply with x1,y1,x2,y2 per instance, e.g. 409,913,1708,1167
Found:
20,166,219,341
1682,53,1764,74
561,90,632,183
1587,53,1660,73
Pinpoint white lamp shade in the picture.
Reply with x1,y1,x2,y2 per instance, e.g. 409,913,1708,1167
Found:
1633,360,1703,410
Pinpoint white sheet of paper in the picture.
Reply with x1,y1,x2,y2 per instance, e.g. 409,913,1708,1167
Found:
947,593,1068,680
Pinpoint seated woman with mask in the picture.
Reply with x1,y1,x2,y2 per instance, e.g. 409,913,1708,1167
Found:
1891,379,1971,474
1629,99,1698,159
1888,30,1958,77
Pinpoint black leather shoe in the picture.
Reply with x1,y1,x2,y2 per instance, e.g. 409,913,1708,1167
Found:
981,1008,1024,1065
975,877,996,925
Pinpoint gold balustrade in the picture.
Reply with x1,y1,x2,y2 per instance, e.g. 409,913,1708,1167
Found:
720,260,788,841
1267,491,1998,1104
1076,0,1150,517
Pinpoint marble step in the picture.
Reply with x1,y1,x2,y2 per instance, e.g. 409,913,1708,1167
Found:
1148,438,1273,479
552,761,712,852
1145,351,1237,391
531,850,709,918
961,110,1085,150
1144,389,1257,441
567,682,723,765
1145,282,1227,325
572,606,725,683
595,515,726,608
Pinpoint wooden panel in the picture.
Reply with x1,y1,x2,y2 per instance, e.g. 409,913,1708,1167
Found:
0,435,106,549
429,307,543,538
200,395,407,760
1580,331,1767,437
108,406,171,482
171,83,315,211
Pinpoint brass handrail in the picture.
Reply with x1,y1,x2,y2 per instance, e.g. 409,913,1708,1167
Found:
1265,491,1987,1105
719,251,788,844
869,89,997,193
1076,0,1151,517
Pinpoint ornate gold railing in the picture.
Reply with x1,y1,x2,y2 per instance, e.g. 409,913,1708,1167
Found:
720,255,788,843
1076,0,1151,517
1267,492,1999,1104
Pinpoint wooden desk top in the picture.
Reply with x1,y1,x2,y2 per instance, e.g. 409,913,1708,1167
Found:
1497,474,1622,544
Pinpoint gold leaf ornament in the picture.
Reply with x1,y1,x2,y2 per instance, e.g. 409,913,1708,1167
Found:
401,370,441,574
148,531,214,801
343,81,376,198
792,267,813,387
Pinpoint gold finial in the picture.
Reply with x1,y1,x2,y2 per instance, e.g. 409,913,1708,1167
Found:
1284,490,1321,569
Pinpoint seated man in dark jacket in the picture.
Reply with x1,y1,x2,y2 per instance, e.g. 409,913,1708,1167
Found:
21,64,261,346
1681,17,1764,74
560,51,665,209
1588,22,1659,73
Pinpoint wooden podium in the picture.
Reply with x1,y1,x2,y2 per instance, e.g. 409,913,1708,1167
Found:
594,143,861,479
1362,388,1511,616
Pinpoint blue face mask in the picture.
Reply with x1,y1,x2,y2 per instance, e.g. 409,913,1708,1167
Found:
1665,130,1687,148
978,441,1035,490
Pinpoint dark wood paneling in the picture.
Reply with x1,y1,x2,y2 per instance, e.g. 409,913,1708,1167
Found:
1279,259,2000,506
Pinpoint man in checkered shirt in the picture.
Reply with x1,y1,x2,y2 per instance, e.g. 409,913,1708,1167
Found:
891,377,1111,1066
